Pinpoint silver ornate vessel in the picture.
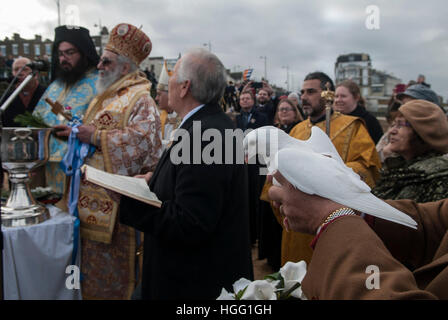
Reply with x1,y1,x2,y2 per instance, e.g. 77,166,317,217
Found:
1,127,53,227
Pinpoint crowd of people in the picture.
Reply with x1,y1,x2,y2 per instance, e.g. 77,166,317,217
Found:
1,22,448,300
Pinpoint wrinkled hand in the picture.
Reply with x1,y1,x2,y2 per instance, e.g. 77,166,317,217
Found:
267,171,344,234
134,171,153,183
53,124,96,144
53,124,72,137
75,125,96,144
382,143,394,160
262,81,273,96
242,81,254,93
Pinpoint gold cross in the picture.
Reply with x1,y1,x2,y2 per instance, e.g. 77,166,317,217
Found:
45,97,73,121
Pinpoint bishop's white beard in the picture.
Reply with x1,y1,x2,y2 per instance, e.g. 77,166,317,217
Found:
96,67,122,95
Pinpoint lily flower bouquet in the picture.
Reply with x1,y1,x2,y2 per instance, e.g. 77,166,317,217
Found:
217,261,307,300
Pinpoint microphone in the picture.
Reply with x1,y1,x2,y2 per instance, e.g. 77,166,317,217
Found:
26,60,50,72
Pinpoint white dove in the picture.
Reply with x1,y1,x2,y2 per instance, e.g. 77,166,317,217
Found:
244,126,417,229
243,126,343,175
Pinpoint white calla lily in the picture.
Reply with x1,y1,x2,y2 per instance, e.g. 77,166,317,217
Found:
232,277,252,295
240,280,277,300
280,261,307,298
216,288,236,300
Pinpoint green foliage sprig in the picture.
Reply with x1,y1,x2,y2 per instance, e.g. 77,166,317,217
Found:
13,111,50,128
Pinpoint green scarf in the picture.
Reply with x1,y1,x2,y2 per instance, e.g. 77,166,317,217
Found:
372,152,448,202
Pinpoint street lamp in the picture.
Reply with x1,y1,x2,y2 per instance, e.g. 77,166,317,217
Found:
203,41,211,52
94,20,103,55
55,0,61,26
282,65,290,91
259,56,267,80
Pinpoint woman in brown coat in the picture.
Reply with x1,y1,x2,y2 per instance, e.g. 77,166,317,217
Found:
269,170,448,299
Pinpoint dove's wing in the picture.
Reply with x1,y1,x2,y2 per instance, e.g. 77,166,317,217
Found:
276,148,369,195
275,148,417,229
306,127,344,164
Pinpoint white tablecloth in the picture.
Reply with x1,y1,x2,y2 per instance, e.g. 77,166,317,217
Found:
2,205,82,300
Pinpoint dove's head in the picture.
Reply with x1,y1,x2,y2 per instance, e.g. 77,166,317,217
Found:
243,126,282,170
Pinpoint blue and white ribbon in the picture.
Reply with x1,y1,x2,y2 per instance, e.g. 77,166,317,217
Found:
60,119,95,266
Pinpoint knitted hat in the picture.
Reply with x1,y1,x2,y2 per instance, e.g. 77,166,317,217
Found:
397,84,440,107
399,100,448,153
105,23,152,66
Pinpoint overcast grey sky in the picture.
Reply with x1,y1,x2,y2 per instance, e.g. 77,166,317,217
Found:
1,0,447,99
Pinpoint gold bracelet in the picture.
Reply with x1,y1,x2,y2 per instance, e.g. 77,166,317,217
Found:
316,207,357,235
323,207,356,224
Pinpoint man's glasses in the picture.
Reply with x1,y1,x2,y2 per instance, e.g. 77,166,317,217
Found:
391,121,411,129
58,49,79,58
98,58,114,66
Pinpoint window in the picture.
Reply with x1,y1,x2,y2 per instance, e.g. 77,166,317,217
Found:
0,45,6,56
23,43,29,54
35,44,40,56
371,84,383,93
12,44,18,55
45,43,52,55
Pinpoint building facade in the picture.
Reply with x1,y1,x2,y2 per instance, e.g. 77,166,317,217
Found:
0,29,108,80
335,53,401,114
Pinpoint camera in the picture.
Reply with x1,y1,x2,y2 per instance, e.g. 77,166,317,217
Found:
252,82,263,89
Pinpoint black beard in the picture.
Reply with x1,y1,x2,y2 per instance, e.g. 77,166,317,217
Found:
303,101,325,118
55,56,90,86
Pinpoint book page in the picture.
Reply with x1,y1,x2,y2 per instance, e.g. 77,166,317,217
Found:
82,165,161,207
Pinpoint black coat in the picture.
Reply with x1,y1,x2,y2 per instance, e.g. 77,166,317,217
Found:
120,103,253,300
256,101,276,125
235,108,269,131
235,109,269,244
1,84,46,127
349,105,384,144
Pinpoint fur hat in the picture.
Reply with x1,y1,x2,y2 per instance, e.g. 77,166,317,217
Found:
105,23,151,66
399,99,448,153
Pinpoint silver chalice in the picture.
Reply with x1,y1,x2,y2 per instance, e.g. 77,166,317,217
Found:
1,127,52,227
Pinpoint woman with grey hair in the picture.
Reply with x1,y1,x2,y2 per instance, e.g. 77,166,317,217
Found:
288,92,306,120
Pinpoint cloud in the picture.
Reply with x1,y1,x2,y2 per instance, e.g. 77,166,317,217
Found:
1,0,447,99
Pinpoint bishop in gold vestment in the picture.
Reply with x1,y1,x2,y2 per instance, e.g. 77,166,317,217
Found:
55,23,162,299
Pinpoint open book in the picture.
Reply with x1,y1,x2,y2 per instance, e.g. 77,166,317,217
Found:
81,164,162,208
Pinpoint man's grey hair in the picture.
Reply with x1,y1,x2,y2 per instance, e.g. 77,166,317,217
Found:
117,54,138,74
288,92,299,100
176,48,227,104
13,56,31,64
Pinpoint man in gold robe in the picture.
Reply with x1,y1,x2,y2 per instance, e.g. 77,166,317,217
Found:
55,23,162,299
262,71,381,266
